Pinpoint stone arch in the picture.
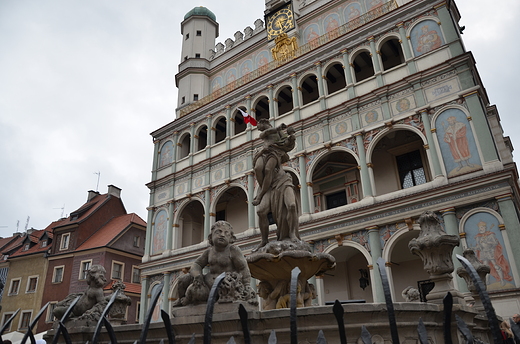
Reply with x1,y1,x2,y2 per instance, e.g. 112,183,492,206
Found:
407,17,445,57
299,72,319,106
158,140,174,168
275,84,293,117
308,147,361,212
323,60,346,95
252,95,270,121
376,34,405,71
213,115,227,144
148,281,163,323
366,126,431,195
178,132,191,159
382,225,430,301
175,198,205,248
232,107,247,136
195,125,208,151
322,240,374,303
350,48,375,83
150,208,169,256
212,184,249,234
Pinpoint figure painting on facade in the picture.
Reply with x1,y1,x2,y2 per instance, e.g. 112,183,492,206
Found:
410,20,444,56
464,212,514,290
152,210,167,255
172,221,256,306
435,108,482,177
252,119,300,250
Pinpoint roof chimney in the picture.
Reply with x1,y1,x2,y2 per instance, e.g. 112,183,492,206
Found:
107,185,121,198
87,190,100,202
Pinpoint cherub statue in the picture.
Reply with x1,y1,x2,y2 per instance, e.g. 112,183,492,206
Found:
53,265,109,320
172,221,256,306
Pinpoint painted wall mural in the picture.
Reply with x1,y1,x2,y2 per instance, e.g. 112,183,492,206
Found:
463,211,515,290
410,20,444,57
151,209,168,255
303,23,321,44
435,108,482,178
159,141,173,168
344,2,362,22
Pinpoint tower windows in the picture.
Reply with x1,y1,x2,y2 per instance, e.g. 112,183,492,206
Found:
193,94,199,101
185,33,189,40
352,51,375,82
396,150,427,189
380,38,405,71
195,53,201,58
196,30,202,36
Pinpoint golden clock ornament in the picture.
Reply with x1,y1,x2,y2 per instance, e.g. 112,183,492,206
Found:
267,4,295,40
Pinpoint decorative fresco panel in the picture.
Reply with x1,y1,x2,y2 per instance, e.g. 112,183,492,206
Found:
390,95,416,116
434,108,482,178
175,182,188,197
331,119,352,139
212,168,225,182
361,107,382,127
306,130,323,148
151,209,167,256
410,19,444,56
425,78,460,103
159,141,173,168
192,176,204,190
463,212,515,291
302,23,321,44
344,2,363,22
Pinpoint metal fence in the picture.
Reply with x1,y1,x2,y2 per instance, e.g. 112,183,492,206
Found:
1,254,518,344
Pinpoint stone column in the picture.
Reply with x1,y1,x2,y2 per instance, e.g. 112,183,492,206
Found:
315,62,327,110
291,73,301,121
225,105,232,150
341,49,355,99
496,194,520,276
246,95,253,141
420,109,443,177
367,36,383,87
204,187,211,238
315,275,325,306
189,122,195,166
267,85,275,119
139,276,149,323
206,114,213,159
151,139,160,180
355,132,373,197
166,201,174,252
143,207,154,259
439,207,467,292
434,2,464,56
456,249,490,311
367,227,384,303
162,272,171,314
463,91,499,163
171,131,179,173
247,172,256,229
396,22,417,74
297,154,310,214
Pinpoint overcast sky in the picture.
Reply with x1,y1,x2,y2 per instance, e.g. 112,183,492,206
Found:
0,0,518,238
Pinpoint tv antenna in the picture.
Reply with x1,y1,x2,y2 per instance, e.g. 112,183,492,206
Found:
16,220,20,233
53,204,66,218
94,171,101,192
24,216,30,231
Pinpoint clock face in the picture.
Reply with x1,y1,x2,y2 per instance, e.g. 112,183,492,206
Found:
267,5,295,40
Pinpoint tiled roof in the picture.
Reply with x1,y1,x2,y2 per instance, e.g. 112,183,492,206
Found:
0,236,18,251
9,229,51,257
104,280,141,294
76,213,146,251
1,235,25,255
53,193,111,228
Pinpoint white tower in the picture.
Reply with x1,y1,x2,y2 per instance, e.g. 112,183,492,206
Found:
176,7,219,116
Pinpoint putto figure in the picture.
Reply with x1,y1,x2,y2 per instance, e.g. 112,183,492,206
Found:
172,221,256,307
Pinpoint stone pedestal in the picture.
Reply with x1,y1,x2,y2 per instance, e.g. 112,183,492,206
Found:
457,249,490,312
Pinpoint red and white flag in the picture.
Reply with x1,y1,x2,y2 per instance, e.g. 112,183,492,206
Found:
237,108,257,126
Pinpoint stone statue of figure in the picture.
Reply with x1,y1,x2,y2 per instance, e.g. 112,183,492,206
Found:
172,221,256,307
53,265,109,321
252,119,300,251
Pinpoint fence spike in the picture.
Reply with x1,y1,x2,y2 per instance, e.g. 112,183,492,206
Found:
376,257,399,344
51,296,80,344
316,330,327,344
444,292,453,344
456,254,501,344
58,322,72,344
332,300,346,344
92,289,120,344
204,272,226,344
226,336,236,344
238,303,251,344
159,339,165,344
161,309,175,344
102,316,117,344
188,333,196,344
21,302,49,344
268,330,277,344
139,283,164,344
290,267,301,344
455,314,473,344
360,325,372,344
417,318,428,344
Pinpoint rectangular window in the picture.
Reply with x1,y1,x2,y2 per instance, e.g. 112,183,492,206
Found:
46,302,58,323
136,302,140,322
60,233,70,250
9,278,21,295
112,261,124,280
80,260,92,280
132,266,141,284
196,30,201,36
26,276,38,293
185,33,189,40
133,236,140,248
19,311,32,330
53,266,64,283
326,190,348,209
195,53,201,58
396,150,426,189
193,94,199,101
41,240,47,247
2,313,14,332
23,243,30,251
181,96,186,104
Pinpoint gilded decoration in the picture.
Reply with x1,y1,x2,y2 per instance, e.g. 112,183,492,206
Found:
271,33,298,62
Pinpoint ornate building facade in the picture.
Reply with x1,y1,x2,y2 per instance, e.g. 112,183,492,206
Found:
140,0,520,320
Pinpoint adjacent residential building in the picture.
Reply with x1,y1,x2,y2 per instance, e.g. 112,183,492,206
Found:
139,0,520,321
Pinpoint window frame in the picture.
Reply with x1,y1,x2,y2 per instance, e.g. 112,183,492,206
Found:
53,265,65,283
132,265,141,284
46,302,58,323
136,302,141,322
2,312,14,332
133,236,140,248
60,233,70,251
79,260,92,280
26,275,39,293
9,277,21,295
18,310,32,330
111,260,125,280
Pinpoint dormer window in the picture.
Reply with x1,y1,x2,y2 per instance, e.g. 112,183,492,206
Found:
41,240,47,248
23,244,30,251
60,233,70,251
